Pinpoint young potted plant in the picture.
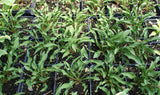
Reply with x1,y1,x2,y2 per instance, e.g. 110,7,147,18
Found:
92,63,133,95
20,50,63,94
127,57,160,95
55,56,99,95
0,35,23,94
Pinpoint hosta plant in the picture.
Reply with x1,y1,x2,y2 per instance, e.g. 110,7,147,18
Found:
56,56,99,95
132,57,160,95
58,8,93,59
0,0,28,34
94,63,133,95
31,2,61,33
0,30,27,95
90,7,157,65
21,50,63,93
0,63,22,94
0,35,22,94
0,2,27,92
26,3,62,62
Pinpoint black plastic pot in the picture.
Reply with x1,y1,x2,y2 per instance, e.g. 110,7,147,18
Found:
1,0,160,95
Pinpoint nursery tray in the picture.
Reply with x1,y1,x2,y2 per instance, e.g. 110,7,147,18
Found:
1,0,160,95
12,9,35,17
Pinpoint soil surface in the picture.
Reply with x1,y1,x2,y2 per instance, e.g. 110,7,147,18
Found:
15,0,32,9
2,78,19,95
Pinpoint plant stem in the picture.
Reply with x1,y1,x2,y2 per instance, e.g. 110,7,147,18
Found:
0,83,3,95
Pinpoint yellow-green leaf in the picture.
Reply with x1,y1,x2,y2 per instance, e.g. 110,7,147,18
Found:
0,35,11,42
149,31,157,37
154,49,160,55
0,49,7,57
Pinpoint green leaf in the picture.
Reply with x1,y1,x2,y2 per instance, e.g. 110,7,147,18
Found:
39,77,49,82
26,79,32,89
89,59,103,65
85,76,100,81
99,86,109,94
15,79,25,84
39,52,48,69
75,24,84,37
14,92,25,95
24,66,32,72
13,37,19,49
0,26,10,31
72,43,77,52
122,72,136,79
111,87,116,94
34,43,43,54
148,57,159,71
152,25,160,33
50,49,59,60
20,40,32,46
0,84,3,95
0,49,7,57
17,18,28,24
71,92,78,95
124,51,141,64
0,0,15,6
111,30,130,43
1,4,10,11
43,42,57,48
0,35,11,42
56,81,75,95
50,63,64,72
81,47,88,59
15,24,22,29
61,69,74,79
62,50,70,59
116,88,130,95
31,60,37,70
149,31,157,37
93,50,101,58
78,37,94,44
12,4,19,10
154,50,160,55
0,75,5,79
40,83,48,92
32,71,38,76
111,75,126,84
114,48,119,54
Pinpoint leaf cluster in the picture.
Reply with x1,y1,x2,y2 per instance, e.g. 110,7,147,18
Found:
0,0,160,95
